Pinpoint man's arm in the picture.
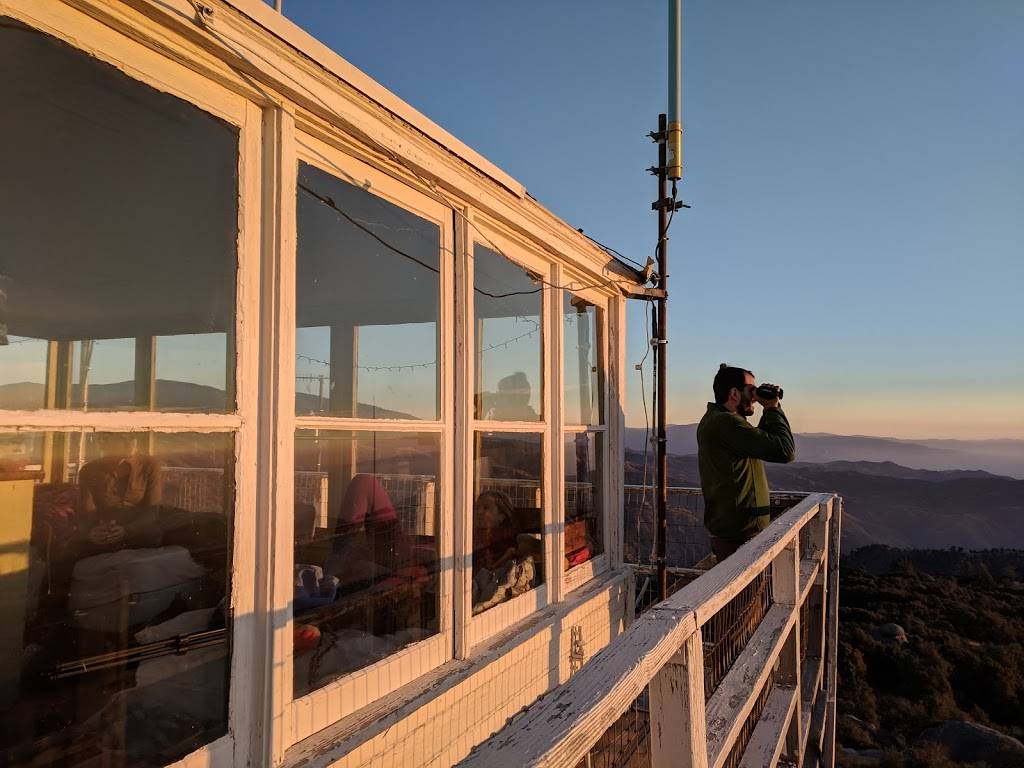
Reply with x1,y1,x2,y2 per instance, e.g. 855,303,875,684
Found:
720,408,796,463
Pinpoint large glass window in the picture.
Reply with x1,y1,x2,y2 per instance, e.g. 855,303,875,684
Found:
563,294,604,427
0,17,240,766
473,245,543,421
564,431,604,569
292,430,441,697
0,18,238,415
295,162,441,421
472,433,544,614
0,430,233,766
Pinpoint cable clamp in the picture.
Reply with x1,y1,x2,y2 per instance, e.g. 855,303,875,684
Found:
652,197,689,211
188,0,215,26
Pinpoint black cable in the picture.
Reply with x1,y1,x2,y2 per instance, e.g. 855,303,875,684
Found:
184,22,649,301
577,229,646,271
298,182,637,300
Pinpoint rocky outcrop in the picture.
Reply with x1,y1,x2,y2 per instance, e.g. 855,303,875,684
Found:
919,721,1024,768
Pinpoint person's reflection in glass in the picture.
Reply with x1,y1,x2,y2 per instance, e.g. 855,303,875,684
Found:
327,473,405,594
487,371,538,421
77,433,162,555
472,490,536,613
473,490,517,573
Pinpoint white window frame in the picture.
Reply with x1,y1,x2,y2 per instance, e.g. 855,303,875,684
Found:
559,285,611,596
460,220,556,649
0,4,261,767
279,130,456,745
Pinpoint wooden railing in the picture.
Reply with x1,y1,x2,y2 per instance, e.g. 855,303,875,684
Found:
459,492,842,768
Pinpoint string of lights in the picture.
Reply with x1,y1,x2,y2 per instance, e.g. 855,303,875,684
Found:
295,317,540,375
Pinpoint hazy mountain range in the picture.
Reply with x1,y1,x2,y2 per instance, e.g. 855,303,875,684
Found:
0,380,415,419
625,423,1023,479
625,448,1024,553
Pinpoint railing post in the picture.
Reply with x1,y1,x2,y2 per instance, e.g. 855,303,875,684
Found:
649,630,708,768
772,537,801,761
811,501,831,679
822,498,843,767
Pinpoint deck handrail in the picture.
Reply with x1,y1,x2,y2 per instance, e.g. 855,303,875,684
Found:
459,491,841,768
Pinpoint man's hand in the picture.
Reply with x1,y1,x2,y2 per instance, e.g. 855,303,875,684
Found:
88,521,126,546
755,385,781,410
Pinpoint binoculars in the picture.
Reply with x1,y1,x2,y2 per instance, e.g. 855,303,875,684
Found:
756,383,784,401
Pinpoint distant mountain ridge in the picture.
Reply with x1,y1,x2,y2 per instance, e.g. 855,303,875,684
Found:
624,448,1024,552
625,423,1024,479
0,380,417,420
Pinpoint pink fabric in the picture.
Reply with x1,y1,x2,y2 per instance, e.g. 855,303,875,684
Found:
338,474,397,530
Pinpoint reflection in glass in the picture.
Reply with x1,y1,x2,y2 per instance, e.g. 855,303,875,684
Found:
292,431,440,697
473,433,544,613
474,245,543,421
295,162,441,421
155,334,230,411
0,430,233,767
563,294,604,426
0,17,237,414
564,431,604,570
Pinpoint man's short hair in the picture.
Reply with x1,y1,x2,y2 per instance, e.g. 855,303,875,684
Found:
713,364,753,405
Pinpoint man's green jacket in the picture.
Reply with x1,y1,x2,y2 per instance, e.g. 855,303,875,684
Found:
697,403,796,539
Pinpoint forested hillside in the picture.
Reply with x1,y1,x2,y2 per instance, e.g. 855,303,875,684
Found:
838,550,1024,767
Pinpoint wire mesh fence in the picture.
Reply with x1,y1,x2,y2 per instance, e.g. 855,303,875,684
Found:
572,690,651,768
624,485,709,569
722,665,777,768
701,568,774,701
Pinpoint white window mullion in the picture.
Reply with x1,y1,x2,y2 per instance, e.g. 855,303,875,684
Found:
437,204,457,657
551,269,566,604
293,416,446,432
0,410,241,431
253,106,298,763
224,99,264,768
454,206,475,660
608,296,627,569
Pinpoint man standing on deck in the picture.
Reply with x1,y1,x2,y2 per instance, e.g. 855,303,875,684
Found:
697,364,796,562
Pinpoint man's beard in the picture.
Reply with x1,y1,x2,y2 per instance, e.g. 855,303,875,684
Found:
739,396,755,417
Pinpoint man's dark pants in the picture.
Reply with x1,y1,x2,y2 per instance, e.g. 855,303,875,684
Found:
710,535,752,562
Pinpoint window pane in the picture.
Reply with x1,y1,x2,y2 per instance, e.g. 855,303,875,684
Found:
295,163,441,421
565,431,604,570
563,294,603,426
473,433,544,613
292,430,441,697
0,430,234,766
155,334,230,411
0,18,238,413
474,245,543,421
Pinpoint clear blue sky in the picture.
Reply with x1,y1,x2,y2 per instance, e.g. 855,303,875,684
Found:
279,1,1024,438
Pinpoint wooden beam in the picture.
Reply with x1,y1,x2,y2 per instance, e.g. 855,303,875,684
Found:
705,603,796,768
799,557,822,606
134,335,156,409
661,494,831,625
821,500,842,768
458,606,698,768
772,538,802,761
737,685,798,768
649,630,708,768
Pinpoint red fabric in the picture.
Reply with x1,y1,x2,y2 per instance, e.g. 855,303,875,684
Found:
32,482,79,546
294,624,321,655
473,523,517,570
566,547,592,568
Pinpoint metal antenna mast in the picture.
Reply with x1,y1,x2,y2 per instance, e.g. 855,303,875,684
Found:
653,0,684,602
